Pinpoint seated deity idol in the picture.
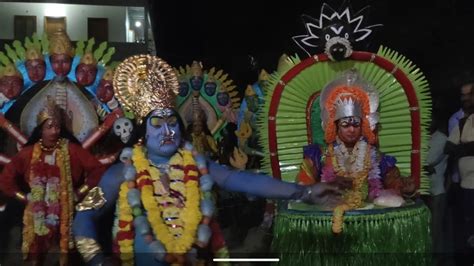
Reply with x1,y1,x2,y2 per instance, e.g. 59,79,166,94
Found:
296,70,416,233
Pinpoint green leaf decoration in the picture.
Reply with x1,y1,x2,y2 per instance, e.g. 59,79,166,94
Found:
41,33,49,54
257,46,431,195
75,40,85,56
0,52,11,66
25,36,33,49
31,33,42,51
93,41,108,61
100,47,115,65
85,38,95,53
4,44,19,62
13,40,26,60
108,60,120,70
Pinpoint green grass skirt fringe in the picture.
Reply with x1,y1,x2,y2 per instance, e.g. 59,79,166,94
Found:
272,201,431,266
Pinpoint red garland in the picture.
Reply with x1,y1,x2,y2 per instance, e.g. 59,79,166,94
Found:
116,230,134,241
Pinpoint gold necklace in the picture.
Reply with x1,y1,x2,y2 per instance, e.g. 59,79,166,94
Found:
39,138,61,152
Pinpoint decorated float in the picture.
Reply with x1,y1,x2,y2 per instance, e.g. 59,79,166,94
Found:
258,3,432,265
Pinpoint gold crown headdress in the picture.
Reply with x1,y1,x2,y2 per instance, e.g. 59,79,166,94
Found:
0,64,21,78
113,55,179,123
245,84,256,96
37,97,63,126
80,52,97,65
102,68,114,81
258,69,269,82
49,29,74,56
25,46,43,61
191,60,203,77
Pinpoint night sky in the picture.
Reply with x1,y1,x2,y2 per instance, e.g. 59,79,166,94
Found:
150,0,474,117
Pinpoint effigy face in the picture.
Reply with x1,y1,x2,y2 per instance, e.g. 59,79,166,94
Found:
75,63,98,86
216,91,230,107
96,79,114,103
25,59,46,82
336,117,362,147
0,75,23,99
146,109,182,157
50,54,72,77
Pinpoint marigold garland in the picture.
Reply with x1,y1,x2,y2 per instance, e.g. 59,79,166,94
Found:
117,181,134,265
21,138,73,265
326,140,371,234
116,144,203,260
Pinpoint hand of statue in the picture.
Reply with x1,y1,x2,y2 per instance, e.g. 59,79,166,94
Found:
229,147,248,170
300,183,342,207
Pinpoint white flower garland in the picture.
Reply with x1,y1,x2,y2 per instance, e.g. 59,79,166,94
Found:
334,137,368,173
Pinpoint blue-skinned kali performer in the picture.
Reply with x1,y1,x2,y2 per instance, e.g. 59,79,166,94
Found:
72,55,342,265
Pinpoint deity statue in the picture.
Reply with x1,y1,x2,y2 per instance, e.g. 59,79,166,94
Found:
296,70,416,233
72,55,340,266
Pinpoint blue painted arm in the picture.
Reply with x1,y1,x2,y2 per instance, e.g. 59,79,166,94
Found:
73,163,125,265
208,160,305,199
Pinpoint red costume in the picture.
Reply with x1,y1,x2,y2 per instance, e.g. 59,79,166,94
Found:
0,140,105,265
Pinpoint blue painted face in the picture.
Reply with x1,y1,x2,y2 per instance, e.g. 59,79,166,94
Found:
145,109,182,158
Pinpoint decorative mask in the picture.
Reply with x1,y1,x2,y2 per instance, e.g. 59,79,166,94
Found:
292,3,381,60
50,53,72,77
0,75,23,99
76,52,98,86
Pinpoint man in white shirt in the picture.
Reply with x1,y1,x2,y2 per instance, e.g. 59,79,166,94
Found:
445,83,474,261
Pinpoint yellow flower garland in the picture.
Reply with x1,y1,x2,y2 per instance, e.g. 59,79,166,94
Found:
328,143,371,233
116,145,202,256
22,139,73,265
117,182,134,265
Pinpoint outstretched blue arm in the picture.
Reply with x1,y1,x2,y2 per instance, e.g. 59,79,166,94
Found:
208,161,305,199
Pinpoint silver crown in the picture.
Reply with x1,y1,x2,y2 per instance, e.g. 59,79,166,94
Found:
334,96,362,121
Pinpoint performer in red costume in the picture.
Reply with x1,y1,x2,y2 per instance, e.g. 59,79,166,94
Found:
0,98,107,266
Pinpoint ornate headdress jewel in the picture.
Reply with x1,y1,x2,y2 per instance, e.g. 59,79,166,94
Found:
37,97,62,126
113,55,179,123
1,64,21,77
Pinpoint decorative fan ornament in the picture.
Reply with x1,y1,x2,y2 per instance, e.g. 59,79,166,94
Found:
292,2,382,61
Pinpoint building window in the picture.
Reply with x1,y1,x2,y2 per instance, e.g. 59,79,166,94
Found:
44,16,67,36
14,15,36,40
88,18,108,42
